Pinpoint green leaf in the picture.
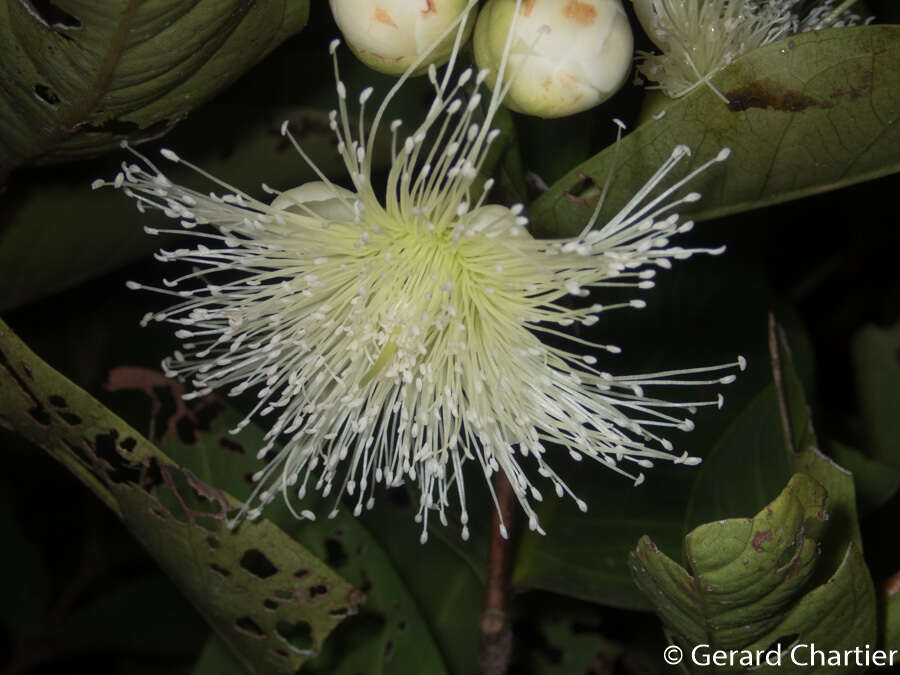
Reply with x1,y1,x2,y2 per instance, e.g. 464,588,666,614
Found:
683,385,792,532
631,473,877,674
0,317,356,675
108,369,478,675
529,26,900,237
851,320,900,470
768,318,872,565
0,0,309,174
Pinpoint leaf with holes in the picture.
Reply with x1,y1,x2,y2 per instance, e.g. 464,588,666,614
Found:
0,0,309,175
630,473,877,674
0,317,357,675
107,366,481,675
528,25,900,237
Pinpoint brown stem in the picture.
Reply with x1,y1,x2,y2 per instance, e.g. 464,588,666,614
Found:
478,471,516,675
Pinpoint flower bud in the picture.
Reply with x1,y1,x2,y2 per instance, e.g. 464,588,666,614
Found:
329,0,475,76
473,0,633,118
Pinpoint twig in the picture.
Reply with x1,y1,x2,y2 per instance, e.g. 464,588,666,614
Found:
478,471,516,675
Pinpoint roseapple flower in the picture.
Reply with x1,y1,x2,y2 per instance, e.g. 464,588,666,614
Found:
95,0,743,542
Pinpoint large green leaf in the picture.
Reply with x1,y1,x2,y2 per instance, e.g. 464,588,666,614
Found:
529,25,900,237
0,317,356,675
631,473,877,674
0,0,309,174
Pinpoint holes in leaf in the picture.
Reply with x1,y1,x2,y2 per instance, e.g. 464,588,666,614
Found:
384,639,395,661
26,1,81,28
240,549,278,579
141,457,165,492
276,620,313,652
209,563,230,579
293,569,309,579
218,436,245,454
206,536,220,550
57,410,82,425
234,616,265,638
95,430,141,484
324,538,347,569
47,394,81,424
274,589,293,600
307,584,329,599
270,648,290,659
263,598,279,611
329,607,349,618
28,405,51,426
120,437,137,452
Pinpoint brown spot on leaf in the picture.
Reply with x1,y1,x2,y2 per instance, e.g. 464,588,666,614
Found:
724,72,876,114
522,0,535,15
421,0,435,16
563,0,597,25
752,530,773,552
374,7,398,28
726,82,822,112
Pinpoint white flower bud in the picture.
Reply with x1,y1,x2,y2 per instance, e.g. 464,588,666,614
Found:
473,0,633,118
329,0,475,76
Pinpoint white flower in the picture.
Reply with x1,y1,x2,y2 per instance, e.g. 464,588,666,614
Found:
95,0,743,542
632,0,862,101
329,0,474,76
474,0,633,117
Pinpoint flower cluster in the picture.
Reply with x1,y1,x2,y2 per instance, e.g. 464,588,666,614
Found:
95,0,743,541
